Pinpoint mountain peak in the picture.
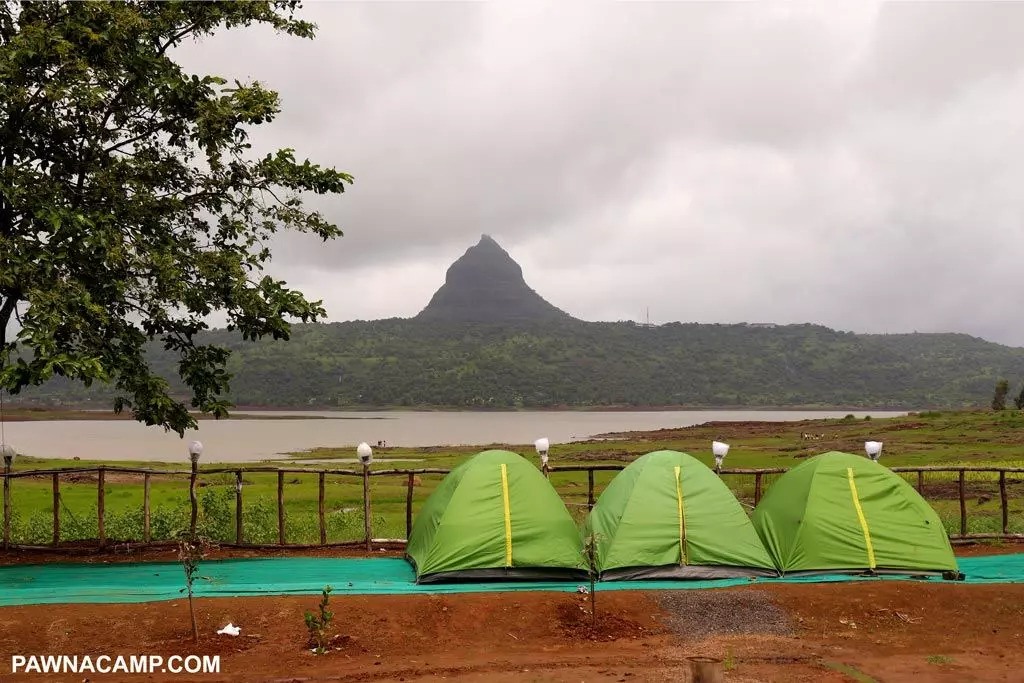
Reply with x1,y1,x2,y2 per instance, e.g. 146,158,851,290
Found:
415,236,574,323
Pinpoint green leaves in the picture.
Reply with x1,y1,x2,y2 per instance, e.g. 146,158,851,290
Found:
0,1,352,435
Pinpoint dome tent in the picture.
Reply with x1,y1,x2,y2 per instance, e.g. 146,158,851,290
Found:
406,450,587,584
751,451,960,578
584,450,778,580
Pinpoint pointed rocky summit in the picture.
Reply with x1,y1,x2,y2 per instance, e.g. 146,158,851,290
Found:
415,235,575,323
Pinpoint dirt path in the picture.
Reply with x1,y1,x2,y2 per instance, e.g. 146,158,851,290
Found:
1,580,1022,682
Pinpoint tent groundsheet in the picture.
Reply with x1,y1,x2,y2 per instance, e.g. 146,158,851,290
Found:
0,553,1018,607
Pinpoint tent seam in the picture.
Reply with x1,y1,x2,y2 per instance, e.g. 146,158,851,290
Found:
674,465,688,565
500,463,513,568
847,466,877,570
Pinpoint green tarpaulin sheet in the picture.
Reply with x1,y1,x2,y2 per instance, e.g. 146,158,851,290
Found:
0,554,1020,607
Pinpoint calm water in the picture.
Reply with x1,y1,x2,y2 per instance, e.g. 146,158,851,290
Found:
3,410,905,463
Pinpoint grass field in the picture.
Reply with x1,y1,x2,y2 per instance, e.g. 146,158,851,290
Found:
5,409,1024,545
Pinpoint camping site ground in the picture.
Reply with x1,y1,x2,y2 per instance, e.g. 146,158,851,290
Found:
4,410,1024,681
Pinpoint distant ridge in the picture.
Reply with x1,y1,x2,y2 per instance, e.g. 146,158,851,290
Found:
415,235,574,323
17,235,1024,411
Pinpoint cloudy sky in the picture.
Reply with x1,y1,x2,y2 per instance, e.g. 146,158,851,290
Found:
176,2,1024,345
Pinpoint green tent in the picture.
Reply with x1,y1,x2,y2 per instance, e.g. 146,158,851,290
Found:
584,450,778,580
406,450,587,583
752,451,960,577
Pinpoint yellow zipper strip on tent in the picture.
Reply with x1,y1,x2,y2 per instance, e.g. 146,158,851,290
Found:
674,465,688,565
500,463,513,567
846,467,877,570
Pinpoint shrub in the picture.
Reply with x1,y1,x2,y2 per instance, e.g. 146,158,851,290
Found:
304,586,334,655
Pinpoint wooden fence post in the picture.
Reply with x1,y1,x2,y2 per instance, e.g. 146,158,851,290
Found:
277,470,285,546
587,469,595,510
405,472,415,539
362,464,372,550
97,467,106,548
754,472,763,506
235,470,243,545
318,472,327,546
1001,471,1008,535
959,469,967,537
688,656,724,683
188,461,198,536
143,473,151,544
917,470,924,495
2,460,11,550
52,472,60,546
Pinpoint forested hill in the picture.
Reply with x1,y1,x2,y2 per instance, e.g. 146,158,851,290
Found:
14,235,1024,410
19,319,1024,409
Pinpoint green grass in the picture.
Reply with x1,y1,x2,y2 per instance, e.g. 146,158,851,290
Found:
6,409,1024,546
820,661,878,683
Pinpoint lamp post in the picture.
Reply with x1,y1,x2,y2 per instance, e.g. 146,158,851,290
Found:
712,441,729,473
534,438,550,477
865,441,883,462
2,444,14,550
357,442,373,550
187,441,203,536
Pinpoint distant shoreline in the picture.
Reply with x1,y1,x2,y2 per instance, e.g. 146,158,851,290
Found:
1,404,920,422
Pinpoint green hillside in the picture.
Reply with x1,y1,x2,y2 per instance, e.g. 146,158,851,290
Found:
12,235,1024,411
15,319,1024,410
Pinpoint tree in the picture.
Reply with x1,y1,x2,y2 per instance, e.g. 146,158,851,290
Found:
0,1,352,435
992,379,1010,411
1015,384,1024,411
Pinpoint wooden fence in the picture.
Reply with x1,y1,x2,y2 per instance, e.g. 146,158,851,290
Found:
2,463,1023,552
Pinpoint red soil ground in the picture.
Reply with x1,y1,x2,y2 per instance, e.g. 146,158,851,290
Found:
1,546,1021,682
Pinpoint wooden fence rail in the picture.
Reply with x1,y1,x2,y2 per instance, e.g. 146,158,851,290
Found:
0,463,1020,552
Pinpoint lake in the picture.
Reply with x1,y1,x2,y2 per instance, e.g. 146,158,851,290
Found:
1,409,906,463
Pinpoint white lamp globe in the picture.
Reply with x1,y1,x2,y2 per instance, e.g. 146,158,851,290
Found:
865,441,883,461
357,442,373,465
187,440,203,464
534,437,550,466
712,441,729,470
1,443,15,466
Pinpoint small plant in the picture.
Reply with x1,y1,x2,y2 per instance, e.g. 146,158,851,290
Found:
581,531,600,628
927,655,953,665
993,379,1010,411
723,649,736,671
177,534,213,643
304,585,334,654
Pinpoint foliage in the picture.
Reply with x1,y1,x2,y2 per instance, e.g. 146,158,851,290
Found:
0,1,353,435
304,585,333,655
1014,384,1024,411
10,480,384,546
17,320,1024,411
993,380,1010,411
177,533,214,643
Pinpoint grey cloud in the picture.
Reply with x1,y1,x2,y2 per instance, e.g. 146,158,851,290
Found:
175,1,1024,344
